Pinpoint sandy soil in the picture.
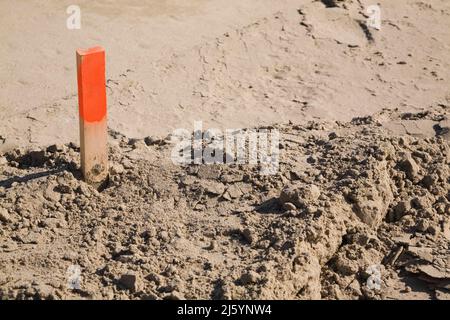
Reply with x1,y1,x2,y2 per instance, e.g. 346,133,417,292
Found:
0,106,449,300
1,0,450,151
0,0,450,300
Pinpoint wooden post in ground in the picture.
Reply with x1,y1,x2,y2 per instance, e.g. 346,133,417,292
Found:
76,46,108,188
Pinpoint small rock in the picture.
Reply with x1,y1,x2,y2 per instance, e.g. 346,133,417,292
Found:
407,246,433,263
141,292,159,300
55,183,72,194
44,184,61,202
239,271,260,285
77,184,91,196
162,265,178,277
164,291,185,300
398,153,420,181
0,208,13,223
282,202,297,211
436,289,450,300
279,183,321,208
242,228,255,244
122,159,133,169
221,173,244,183
118,273,142,292
197,165,221,180
29,149,47,166
159,231,170,242
35,284,55,299
306,156,316,164
0,156,7,166
421,175,436,189
417,265,448,280
144,136,164,146
392,235,411,246
225,185,242,199
46,144,64,153
328,132,338,140
129,139,147,150
110,163,124,175
416,219,429,232
145,273,161,285
203,181,225,196
442,219,450,241
207,240,217,250
393,201,410,220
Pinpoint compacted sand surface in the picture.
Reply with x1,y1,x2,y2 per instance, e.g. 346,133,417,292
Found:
1,0,450,151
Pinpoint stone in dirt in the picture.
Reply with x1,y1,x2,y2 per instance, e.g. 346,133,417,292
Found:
29,149,47,166
282,202,297,211
118,273,142,292
351,161,393,227
279,183,321,208
0,156,7,166
417,265,449,280
398,152,420,181
241,228,256,244
110,163,125,175
225,184,242,199
46,144,64,153
407,246,434,263
392,201,410,221
197,165,221,180
0,208,13,223
239,271,260,285
203,181,225,195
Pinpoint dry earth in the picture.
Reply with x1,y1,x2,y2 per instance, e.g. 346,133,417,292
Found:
1,0,450,300
0,106,449,300
1,0,450,151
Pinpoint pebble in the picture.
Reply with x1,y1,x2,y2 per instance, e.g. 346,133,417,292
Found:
239,271,260,285
0,208,13,223
110,163,124,175
282,202,297,211
164,291,185,300
29,149,46,166
393,201,410,220
159,231,170,242
416,219,429,232
77,184,91,196
0,156,7,166
242,228,255,244
144,136,164,146
46,144,65,153
118,273,142,292
398,153,420,181
203,181,225,195
279,183,321,208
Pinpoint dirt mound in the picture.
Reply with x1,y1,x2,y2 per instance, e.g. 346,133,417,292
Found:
0,106,449,300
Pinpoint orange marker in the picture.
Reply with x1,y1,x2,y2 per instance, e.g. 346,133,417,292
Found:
76,46,108,187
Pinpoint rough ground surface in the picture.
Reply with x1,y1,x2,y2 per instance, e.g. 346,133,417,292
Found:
1,0,450,301
0,106,448,300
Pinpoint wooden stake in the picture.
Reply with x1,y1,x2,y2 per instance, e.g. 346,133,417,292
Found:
76,46,108,187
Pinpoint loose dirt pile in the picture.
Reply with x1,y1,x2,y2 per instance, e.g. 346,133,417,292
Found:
0,106,448,300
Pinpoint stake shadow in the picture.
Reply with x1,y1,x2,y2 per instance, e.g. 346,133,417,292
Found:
0,166,77,189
